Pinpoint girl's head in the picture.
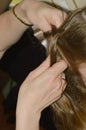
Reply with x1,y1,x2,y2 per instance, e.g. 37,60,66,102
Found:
45,7,86,84
45,7,86,130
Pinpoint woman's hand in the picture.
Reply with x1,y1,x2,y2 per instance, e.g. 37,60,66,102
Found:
0,0,67,59
16,57,67,130
16,0,67,32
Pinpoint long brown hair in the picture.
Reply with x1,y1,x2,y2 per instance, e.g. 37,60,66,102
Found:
45,7,86,130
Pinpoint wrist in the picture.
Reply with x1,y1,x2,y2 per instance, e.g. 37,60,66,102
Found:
16,107,41,130
13,2,32,27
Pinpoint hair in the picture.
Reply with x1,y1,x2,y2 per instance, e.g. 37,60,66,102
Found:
45,7,86,130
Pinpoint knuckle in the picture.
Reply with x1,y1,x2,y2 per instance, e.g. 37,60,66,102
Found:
56,81,64,92
29,71,34,78
47,74,54,82
59,10,64,17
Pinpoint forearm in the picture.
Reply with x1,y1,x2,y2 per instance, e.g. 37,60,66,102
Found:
0,5,29,58
16,115,40,130
0,0,66,58
16,102,41,130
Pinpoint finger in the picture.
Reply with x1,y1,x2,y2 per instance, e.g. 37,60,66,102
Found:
55,73,66,92
50,10,64,28
42,76,66,109
61,77,67,92
47,60,67,79
62,73,66,80
63,11,67,20
38,18,52,32
51,9,67,28
49,76,67,103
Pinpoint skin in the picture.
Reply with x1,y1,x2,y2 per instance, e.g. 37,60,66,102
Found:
0,0,67,130
16,57,67,130
0,0,66,58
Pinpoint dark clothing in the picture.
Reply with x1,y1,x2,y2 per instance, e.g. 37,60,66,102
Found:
0,28,56,130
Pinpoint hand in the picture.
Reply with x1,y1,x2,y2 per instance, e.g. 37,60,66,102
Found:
16,57,67,130
17,0,67,32
16,57,67,114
